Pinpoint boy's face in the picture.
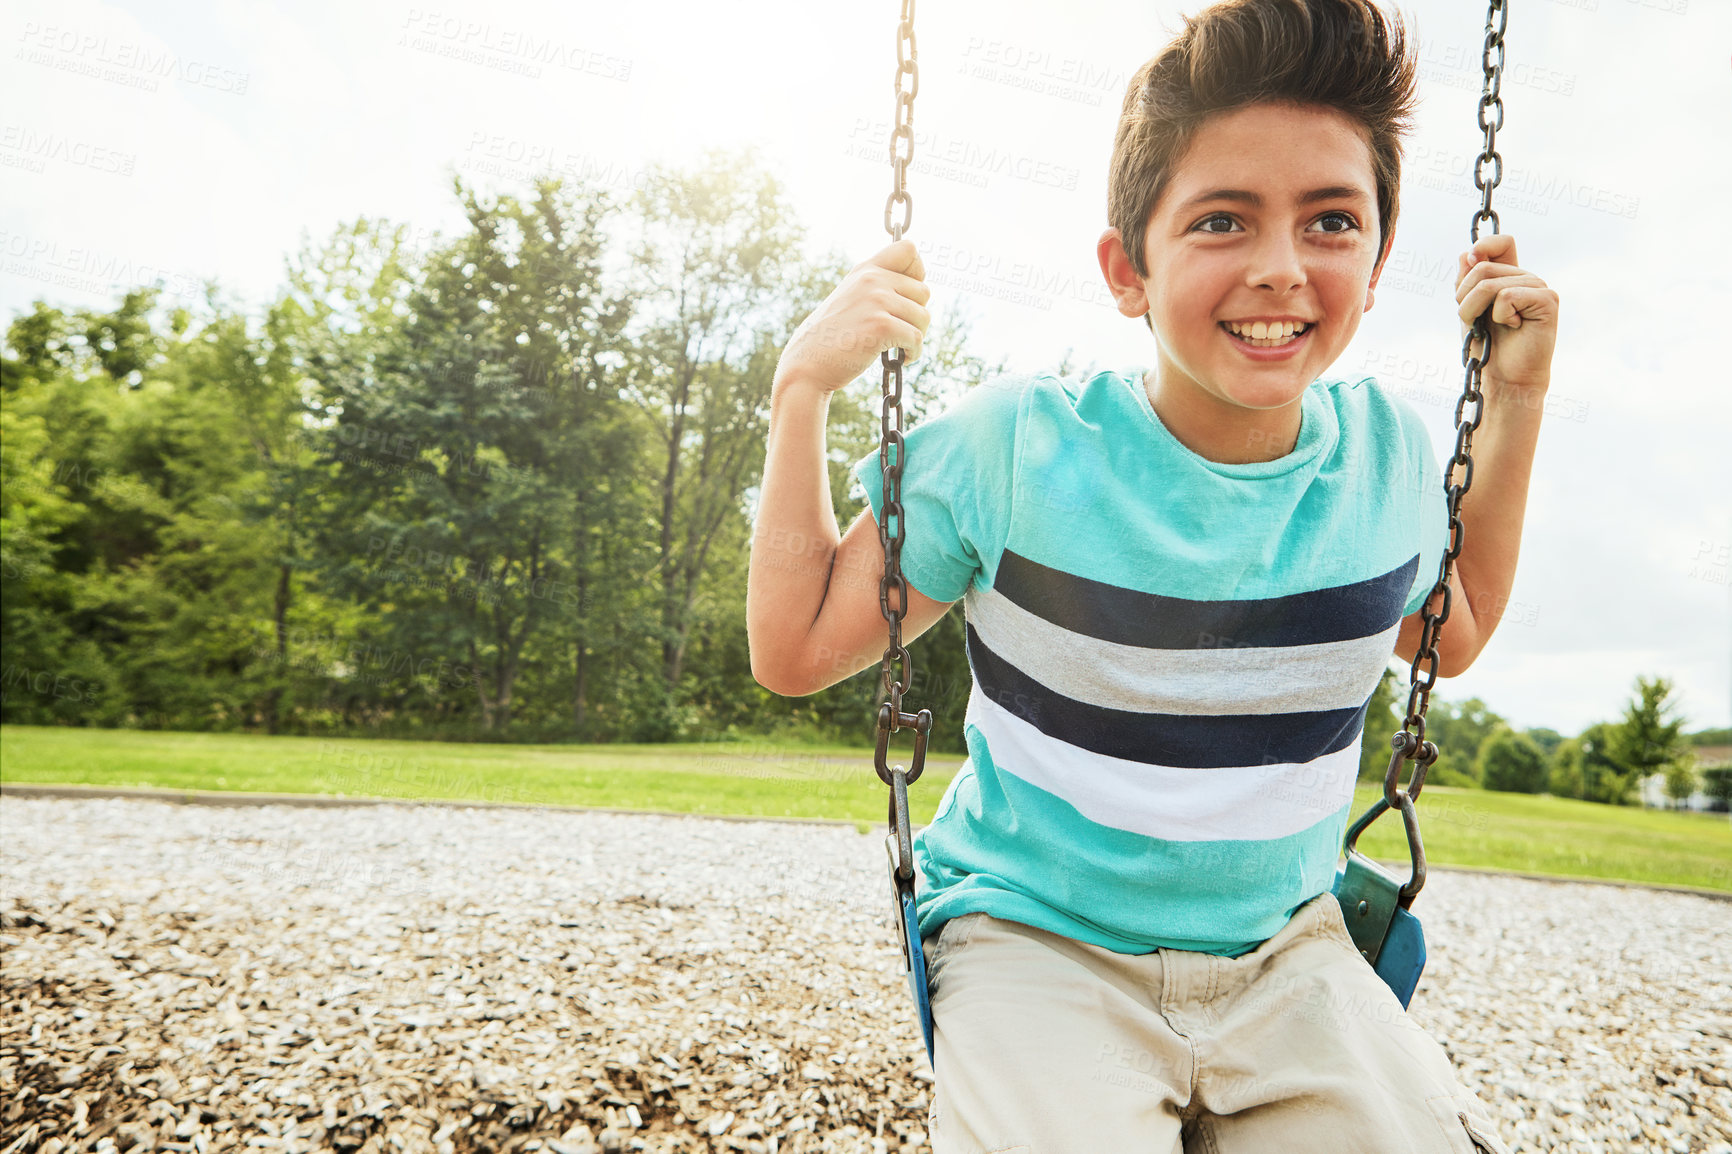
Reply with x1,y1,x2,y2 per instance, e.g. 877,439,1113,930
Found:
1100,101,1389,426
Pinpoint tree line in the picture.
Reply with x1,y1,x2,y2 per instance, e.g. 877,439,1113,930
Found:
1357,669,1729,810
2,148,1724,796
0,151,1003,749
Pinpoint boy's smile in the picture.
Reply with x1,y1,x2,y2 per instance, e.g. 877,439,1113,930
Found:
1099,101,1389,464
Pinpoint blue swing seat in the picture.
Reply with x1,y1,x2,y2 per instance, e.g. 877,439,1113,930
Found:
890,853,1425,1072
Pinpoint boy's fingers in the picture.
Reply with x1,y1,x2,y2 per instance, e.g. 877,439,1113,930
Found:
882,291,931,336
1457,274,1551,329
1457,236,1519,286
853,238,924,281
893,271,932,307
878,237,924,280
1454,260,1523,303
1469,232,1518,267
894,316,924,362
1491,285,1558,329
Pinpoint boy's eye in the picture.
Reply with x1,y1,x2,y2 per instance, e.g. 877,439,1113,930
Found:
1310,211,1360,234
1192,214,1240,234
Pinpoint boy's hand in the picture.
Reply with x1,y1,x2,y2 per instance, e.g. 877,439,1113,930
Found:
1454,233,1559,394
775,238,931,397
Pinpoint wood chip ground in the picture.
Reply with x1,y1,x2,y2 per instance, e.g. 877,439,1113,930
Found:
2,798,1728,1153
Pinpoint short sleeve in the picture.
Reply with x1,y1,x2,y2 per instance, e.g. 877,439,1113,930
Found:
1402,410,1450,618
851,376,1025,603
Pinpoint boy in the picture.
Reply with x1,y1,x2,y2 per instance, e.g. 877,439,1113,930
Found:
747,0,1556,1150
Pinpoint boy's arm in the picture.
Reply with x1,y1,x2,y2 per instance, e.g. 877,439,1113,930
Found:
747,238,956,697
1394,233,1559,679
747,378,957,697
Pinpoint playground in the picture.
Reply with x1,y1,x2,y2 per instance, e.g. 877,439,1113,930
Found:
3,794,1728,1153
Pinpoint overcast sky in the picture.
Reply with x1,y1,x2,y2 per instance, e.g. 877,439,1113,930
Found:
3,0,1728,736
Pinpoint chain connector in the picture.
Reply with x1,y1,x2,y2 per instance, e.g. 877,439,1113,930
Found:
875,703,932,788
1382,728,1434,809
1340,731,1432,907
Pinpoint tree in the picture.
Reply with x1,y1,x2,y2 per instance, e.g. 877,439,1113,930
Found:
1547,739,1585,800
2,287,304,731
1477,726,1548,793
1523,726,1564,759
2,144,1029,746
1420,695,1506,787
1663,758,1698,809
1551,722,1640,806
294,180,642,734
1610,676,1690,794
616,149,834,738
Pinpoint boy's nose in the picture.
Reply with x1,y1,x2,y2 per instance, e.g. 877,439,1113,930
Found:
1246,234,1307,292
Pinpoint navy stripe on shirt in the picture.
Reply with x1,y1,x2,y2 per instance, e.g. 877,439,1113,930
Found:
964,620,1375,769
992,550,1420,649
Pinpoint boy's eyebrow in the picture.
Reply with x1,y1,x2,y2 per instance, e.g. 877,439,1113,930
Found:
1177,186,1370,212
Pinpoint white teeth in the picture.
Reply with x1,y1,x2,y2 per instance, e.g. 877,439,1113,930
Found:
1224,320,1309,344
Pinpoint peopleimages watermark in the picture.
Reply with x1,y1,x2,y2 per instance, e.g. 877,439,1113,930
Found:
955,37,1125,109
251,623,481,696
194,839,433,898
1687,539,1729,588
1413,36,1577,97
1360,349,1591,425
15,22,250,94
0,230,207,302
364,534,583,608
1409,144,1640,222
1469,591,1541,628
4,459,103,499
0,663,104,706
314,739,533,806
307,420,544,485
458,130,653,197
915,240,1115,314
844,119,1081,193
0,125,136,177
1376,244,1458,301
686,740,865,801
397,10,632,83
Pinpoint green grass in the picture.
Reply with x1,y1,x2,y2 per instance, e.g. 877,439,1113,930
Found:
0,723,965,825
1345,782,1731,893
3,724,1727,893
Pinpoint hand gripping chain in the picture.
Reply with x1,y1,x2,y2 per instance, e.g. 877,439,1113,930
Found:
1333,0,1508,1009
873,0,938,1069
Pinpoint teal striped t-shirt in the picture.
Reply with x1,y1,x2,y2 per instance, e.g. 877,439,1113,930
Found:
851,367,1447,957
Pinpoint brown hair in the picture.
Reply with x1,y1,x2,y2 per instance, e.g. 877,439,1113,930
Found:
1109,0,1419,323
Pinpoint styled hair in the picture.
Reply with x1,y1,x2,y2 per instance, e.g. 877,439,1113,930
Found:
1109,0,1419,321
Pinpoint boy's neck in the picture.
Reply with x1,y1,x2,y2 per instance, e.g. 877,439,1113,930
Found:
1143,370,1305,465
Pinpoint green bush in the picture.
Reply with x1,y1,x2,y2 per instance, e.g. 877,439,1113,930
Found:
1478,726,1548,794
1551,722,1640,805
1663,760,1699,808
1548,740,1586,800
1427,764,1481,790
1703,766,1732,812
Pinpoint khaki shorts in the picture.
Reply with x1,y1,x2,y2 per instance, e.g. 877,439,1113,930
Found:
919,892,1510,1154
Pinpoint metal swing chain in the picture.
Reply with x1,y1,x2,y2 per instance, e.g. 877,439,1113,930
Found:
1356,0,1507,906
875,0,932,894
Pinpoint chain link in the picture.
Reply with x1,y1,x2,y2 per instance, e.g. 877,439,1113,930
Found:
1385,0,1506,901
884,0,917,241
877,0,919,747
875,0,931,871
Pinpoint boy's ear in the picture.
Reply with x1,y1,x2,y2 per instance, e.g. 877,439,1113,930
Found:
1097,227,1152,320
1365,227,1395,313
